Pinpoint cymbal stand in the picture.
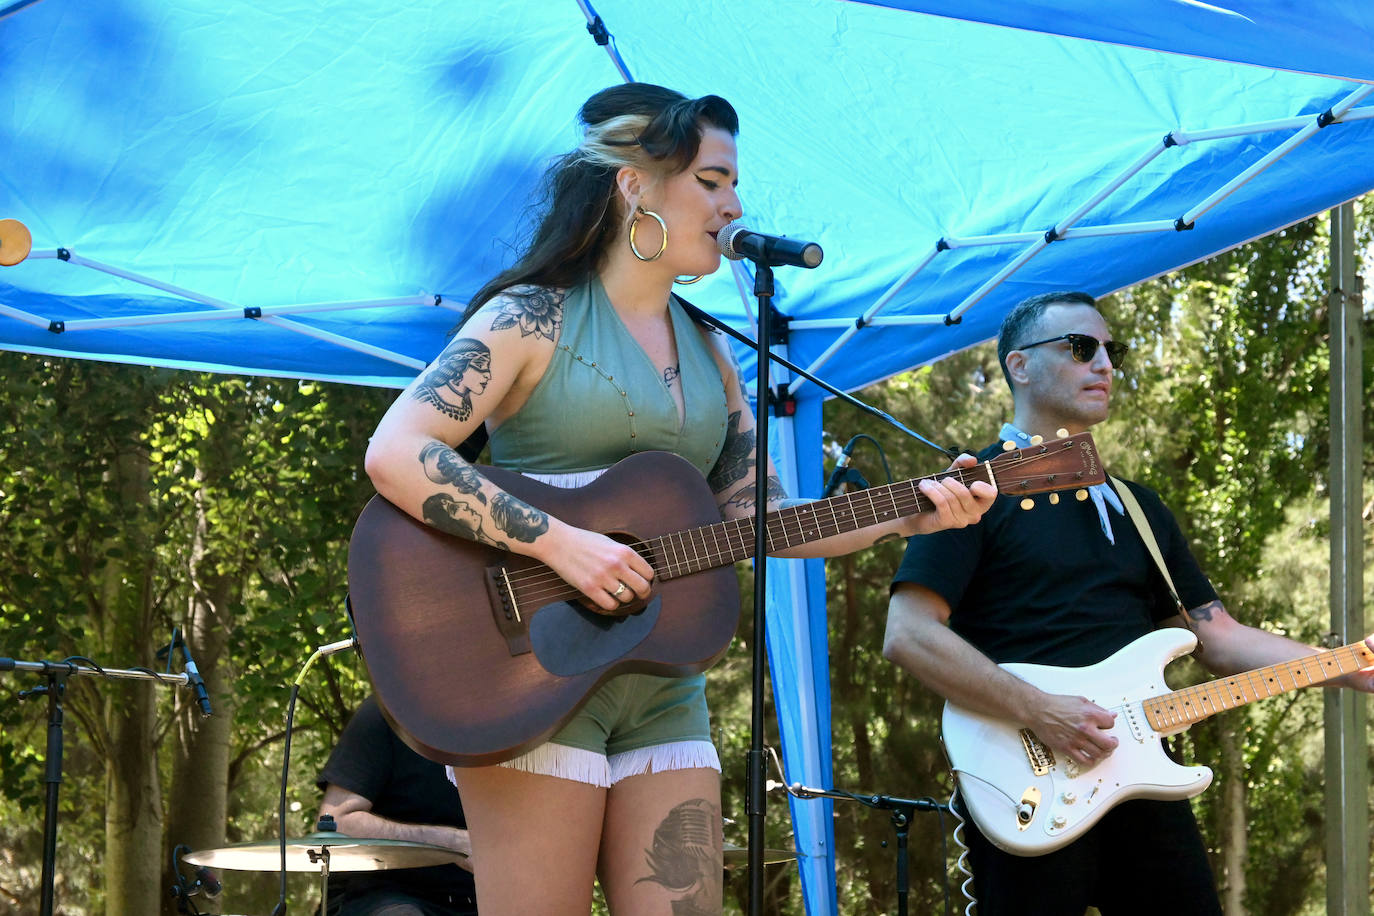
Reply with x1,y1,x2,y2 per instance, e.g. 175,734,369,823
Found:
2,654,194,916
767,748,947,916
307,843,332,915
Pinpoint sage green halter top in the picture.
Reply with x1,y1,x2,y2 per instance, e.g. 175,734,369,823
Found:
488,278,729,478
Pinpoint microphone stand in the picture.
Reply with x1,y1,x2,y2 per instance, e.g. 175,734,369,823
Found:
746,261,775,914
2,654,194,916
774,773,947,916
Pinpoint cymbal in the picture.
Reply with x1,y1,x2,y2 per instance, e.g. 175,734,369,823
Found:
722,843,796,867
0,219,32,267
182,830,466,872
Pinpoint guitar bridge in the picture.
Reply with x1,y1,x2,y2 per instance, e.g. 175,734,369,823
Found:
485,564,532,656
1019,728,1055,776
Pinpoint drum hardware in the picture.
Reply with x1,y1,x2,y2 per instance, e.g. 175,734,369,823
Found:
3,632,204,916
183,813,465,915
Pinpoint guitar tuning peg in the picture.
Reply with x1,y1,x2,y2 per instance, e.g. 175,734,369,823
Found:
1002,440,1017,451
1076,489,1089,501
1020,497,1034,511
1049,492,1060,505
1029,435,1043,446
1056,428,1069,438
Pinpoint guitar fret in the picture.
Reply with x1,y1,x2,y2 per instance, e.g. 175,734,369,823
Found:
1143,641,1371,734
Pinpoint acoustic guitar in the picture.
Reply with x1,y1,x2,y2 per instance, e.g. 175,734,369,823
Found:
348,432,1104,766
942,627,1374,856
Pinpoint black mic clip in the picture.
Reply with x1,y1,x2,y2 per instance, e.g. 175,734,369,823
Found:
162,628,213,718
821,439,872,499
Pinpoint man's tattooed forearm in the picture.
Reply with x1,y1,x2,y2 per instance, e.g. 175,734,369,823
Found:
418,442,485,501
490,493,550,543
1188,600,1221,623
634,798,721,916
488,286,563,341
722,475,787,512
872,532,905,547
421,493,508,550
707,410,755,493
413,338,492,421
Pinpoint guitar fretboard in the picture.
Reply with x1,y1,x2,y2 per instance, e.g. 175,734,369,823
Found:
1142,641,1374,732
649,474,947,579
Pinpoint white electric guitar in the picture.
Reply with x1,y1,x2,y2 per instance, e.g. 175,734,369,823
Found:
942,628,1374,856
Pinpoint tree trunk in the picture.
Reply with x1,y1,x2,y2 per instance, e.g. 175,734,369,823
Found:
162,565,235,914
102,447,164,916
1218,720,1248,916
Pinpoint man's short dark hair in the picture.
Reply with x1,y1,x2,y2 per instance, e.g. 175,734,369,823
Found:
996,291,1098,388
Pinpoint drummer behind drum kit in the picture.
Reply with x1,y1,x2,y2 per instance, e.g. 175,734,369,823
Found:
177,821,793,913
178,814,467,915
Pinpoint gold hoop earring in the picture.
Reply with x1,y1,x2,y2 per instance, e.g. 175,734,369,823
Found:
673,275,703,285
628,205,667,262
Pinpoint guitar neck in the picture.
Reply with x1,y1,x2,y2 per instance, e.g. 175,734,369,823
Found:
651,467,983,580
1142,641,1374,732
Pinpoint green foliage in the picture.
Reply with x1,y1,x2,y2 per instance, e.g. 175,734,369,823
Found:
803,201,1373,914
0,201,1369,914
0,357,390,913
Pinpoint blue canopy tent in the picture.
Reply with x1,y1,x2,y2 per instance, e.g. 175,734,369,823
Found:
2,2,1372,912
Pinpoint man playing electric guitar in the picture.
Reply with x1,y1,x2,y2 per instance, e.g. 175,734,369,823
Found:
883,291,1374,916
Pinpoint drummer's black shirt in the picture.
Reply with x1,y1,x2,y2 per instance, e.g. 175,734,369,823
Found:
317,696,477,914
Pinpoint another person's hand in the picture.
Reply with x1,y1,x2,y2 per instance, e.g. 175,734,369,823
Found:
435,825,474,873
901,453,997,536
1025,692,1118,767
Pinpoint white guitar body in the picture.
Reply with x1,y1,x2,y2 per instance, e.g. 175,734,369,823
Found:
942,628,1212,856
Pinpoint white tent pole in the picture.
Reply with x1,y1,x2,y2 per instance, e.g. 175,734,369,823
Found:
1180,85,1374,227
46,251,241,309
59,296,442,332
786,89,1373,369
0,302,52,329
791,130,1173,393
574,0,634,81
254,316,427,370
783,243,943,396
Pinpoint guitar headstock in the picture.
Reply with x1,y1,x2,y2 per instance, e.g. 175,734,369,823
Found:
984,431,1105,508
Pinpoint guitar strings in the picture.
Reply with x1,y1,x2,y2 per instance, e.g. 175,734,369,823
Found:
496,450,1081,607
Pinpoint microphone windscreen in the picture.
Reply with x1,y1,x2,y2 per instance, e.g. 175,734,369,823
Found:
716,221,747,261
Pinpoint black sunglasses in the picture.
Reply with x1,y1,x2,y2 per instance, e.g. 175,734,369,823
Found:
1017,333,1129,369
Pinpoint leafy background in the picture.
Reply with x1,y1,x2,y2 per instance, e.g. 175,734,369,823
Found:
0,202,1370,914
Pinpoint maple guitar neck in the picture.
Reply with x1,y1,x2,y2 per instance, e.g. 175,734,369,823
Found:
1143,639,1374,734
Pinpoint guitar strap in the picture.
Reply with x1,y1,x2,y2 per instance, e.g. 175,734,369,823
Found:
1109,474,1204,650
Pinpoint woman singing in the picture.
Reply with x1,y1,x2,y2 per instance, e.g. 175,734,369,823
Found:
364,82,995,915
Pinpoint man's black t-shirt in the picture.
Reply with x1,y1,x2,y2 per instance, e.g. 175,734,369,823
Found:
316,696,477,913
893,441,1218,667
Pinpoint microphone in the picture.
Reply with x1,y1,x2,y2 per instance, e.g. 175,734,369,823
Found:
821,443,856,499
194,865,222,898
822,438,870,499
175,632,213,718
717,221,823,269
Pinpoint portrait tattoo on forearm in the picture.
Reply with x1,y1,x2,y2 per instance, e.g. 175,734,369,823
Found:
707,410,755,493
634,798,721,916
418,442,485,502
421,493,508,550
722,475,787,513
489,286,563,342
412,338,492,421
490,493,549,543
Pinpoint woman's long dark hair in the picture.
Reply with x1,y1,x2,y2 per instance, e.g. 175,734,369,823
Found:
459,83,738,327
